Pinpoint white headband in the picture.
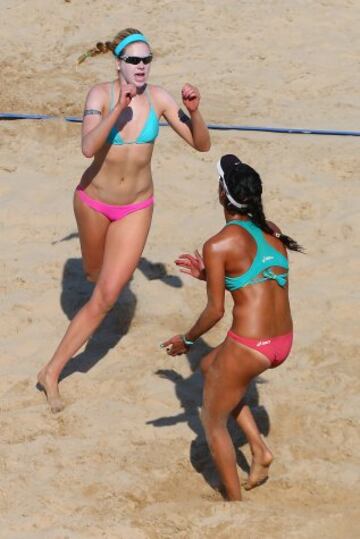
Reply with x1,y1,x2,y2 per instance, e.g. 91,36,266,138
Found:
216,159,248,209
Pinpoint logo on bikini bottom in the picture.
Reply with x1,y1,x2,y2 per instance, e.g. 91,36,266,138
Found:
262,256,274,263
256,340,271,347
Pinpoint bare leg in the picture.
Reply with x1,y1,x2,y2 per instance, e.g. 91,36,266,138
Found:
201,339,269,500
201,343,273,490
233,403,273,489
38,195,109,411
73,189,110,282
38,204,153,412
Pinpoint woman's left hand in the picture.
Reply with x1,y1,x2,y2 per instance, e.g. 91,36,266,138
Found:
181,83,200,113
160,335,188,356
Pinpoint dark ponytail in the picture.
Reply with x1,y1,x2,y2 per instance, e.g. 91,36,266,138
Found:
223,162,304,253
246,195,304,253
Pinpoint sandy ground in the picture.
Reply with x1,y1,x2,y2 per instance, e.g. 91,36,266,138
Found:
1,1,359,537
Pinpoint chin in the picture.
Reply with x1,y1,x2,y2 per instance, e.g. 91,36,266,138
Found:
132,75,148,88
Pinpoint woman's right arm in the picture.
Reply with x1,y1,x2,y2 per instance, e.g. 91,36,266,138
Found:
81,83,135,158
161,239,226,355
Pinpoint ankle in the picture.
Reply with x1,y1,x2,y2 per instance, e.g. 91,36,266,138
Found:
226,490,242,502
38,366,59,384
251,442,272,459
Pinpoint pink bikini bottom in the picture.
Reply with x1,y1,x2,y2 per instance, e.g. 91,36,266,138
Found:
227,330,293,368
76,186,154,222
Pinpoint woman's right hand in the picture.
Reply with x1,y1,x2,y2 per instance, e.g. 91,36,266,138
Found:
118,83,137,109
175,250,206,280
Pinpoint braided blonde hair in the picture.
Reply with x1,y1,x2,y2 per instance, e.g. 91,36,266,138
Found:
78,28,143,64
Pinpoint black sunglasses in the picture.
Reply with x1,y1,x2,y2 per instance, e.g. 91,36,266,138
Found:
119,55,153,65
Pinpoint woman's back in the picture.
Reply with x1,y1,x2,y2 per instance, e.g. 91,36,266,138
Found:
218,220,293,338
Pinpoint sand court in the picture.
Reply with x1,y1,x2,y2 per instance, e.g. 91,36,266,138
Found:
1,1,359,537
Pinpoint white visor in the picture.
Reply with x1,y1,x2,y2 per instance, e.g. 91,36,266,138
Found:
217,159,248,209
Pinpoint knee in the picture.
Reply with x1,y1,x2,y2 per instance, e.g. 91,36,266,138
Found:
86,271,99,283
201,407,224,433
84,266,100,283
89,283,121,315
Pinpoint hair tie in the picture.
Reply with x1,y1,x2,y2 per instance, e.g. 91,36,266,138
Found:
77,51,92,64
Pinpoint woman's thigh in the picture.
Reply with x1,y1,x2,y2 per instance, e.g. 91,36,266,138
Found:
73,190,110,279
200,343,224,376
202,339,270,422
94,204,153,301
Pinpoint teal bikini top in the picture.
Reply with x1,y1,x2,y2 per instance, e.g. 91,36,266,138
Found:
224,220,289,291
106,82,159,145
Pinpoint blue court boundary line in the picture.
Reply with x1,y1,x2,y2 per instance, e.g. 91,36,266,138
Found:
1,112,359,137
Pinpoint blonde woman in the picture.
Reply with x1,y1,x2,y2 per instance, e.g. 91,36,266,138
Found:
38,28,210,412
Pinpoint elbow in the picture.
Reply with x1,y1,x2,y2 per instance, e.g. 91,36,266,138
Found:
81,142,95,158
210,305,225,322
196,140,211,152
200,144,211,153
81,136,95,158
204,137,212,151
82,144,95,158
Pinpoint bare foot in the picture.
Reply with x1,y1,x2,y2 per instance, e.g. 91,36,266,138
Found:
37,369,65,413
244,449,273,491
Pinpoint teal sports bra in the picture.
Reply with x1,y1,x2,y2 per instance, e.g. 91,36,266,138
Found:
106,82,159,145
224,220,289,291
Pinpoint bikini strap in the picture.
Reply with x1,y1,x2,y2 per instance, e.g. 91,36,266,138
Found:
145,85,154,107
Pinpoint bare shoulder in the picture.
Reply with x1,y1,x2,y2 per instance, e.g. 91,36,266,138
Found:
148,84,176,109
82,82,113,115
148,84,171,100
84,82,110,104
203,230,229,257
220,221,249,242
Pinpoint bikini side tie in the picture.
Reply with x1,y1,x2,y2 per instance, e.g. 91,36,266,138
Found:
251,268,288,287
262,268,288,287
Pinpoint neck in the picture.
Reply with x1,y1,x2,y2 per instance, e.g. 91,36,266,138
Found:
224,209,250,223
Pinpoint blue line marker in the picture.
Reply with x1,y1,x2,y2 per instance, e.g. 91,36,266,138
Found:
1,112,359,136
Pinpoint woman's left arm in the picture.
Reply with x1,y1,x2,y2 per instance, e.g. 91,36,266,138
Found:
156,84,211,152
162,239,225,355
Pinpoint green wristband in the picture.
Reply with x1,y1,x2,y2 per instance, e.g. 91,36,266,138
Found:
182,335,194,346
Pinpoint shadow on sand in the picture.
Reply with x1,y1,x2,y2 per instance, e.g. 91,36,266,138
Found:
147,340,270,494
52,231,270,494
53,247,182,381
